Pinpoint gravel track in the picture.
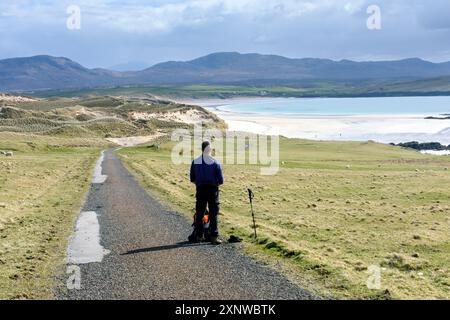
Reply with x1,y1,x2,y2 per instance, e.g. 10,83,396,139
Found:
57,149,315,300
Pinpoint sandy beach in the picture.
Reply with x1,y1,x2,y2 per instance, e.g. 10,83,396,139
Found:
185,98,450,145
213,112,450,144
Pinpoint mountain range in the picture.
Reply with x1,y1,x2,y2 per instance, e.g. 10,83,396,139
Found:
1,52,450,92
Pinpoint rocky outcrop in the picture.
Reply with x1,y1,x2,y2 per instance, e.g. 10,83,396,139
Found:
425,114,450,120
0,150,14,156
393,141,450,151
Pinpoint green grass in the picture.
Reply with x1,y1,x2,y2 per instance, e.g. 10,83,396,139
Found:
1,91,448,299
0,133,108,299
0,94,226,299
32,81,450,100
30,84,354,99
117,137,450,300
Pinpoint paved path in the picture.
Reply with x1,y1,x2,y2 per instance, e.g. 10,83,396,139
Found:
58,149,315,300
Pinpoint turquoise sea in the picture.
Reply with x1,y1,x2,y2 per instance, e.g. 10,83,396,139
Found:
215,96,450,116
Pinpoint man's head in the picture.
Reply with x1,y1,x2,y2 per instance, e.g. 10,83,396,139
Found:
202,141,211,155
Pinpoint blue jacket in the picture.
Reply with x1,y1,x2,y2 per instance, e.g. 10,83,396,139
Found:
190,155,224,187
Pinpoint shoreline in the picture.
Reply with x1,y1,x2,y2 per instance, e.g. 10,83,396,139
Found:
183,97,450,146
215,113,450,145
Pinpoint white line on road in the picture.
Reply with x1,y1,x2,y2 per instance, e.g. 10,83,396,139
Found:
67,211,110,264
93,150,108,184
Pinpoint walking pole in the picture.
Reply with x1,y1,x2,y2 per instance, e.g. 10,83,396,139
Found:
247,188,257,239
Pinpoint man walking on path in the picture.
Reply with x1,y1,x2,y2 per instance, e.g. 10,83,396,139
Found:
190,141,224,245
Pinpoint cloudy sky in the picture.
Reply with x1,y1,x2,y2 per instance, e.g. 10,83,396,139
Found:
1,0,450,69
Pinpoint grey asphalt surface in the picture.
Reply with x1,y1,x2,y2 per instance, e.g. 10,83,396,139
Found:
57,149,315,300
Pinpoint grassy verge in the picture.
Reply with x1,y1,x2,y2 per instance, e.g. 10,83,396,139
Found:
0,133,107,299
33,83,450,100
117,137,450,299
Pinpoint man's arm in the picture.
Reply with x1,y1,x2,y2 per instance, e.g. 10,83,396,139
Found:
190,161,196,184
216,162,224,185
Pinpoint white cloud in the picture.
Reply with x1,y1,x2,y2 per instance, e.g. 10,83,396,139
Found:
84,0,378,33
344,0,365,14
0,0,375,34
1,0,450,66
254,34,269,43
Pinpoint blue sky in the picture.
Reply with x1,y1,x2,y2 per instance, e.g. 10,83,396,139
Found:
1,0,450,69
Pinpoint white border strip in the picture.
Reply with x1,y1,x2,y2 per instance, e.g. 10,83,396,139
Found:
93,150,108,184
67,211,110,264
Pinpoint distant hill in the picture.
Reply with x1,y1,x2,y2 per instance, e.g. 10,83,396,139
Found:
0,55,122,91
2,52,450,92
141,53,450,84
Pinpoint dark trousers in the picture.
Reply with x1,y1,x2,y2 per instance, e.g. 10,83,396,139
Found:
195,185,220,236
